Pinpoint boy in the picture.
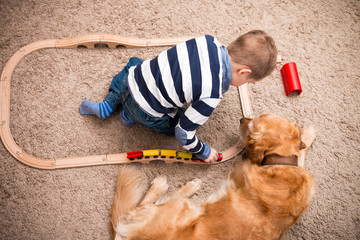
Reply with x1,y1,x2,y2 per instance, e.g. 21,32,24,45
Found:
80,30,278,163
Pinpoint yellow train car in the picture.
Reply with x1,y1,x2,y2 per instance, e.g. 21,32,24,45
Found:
143,149,160,158
160,150,177,159
176,151,193,160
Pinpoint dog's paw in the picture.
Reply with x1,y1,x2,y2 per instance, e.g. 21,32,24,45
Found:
151,175,169,193
187,178,202,192
301,125,316,147
181,178,202,197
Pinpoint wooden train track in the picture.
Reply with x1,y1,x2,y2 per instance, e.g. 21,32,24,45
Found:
0,34,254,169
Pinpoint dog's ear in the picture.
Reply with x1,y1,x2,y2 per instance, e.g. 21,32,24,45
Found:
254,143,267,164
298,125,308,150
300,141,306,150
250,132,262,141
246,131,267,164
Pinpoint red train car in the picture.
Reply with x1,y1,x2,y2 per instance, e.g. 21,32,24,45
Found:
126,151,143,160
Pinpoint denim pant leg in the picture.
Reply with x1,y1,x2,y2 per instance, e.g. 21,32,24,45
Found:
104,57,144,108
109,57,185,136
121,82,185,136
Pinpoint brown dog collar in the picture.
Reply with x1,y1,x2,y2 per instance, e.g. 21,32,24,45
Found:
261,154,298,166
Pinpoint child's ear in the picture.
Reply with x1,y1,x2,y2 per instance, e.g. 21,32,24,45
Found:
238,68,251,75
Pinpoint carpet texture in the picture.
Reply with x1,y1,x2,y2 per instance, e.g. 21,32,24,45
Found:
0,0,359,239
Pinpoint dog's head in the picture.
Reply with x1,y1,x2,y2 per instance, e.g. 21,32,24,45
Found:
240,113,306,165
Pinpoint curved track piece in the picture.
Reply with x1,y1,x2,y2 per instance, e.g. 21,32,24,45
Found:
0,34,251,169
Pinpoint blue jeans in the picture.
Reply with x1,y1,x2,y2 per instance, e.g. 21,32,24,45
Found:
104,57,184,136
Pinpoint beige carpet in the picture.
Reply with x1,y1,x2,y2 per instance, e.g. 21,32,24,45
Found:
0,0,359,239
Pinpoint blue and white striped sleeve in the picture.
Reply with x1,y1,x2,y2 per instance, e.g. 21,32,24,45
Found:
175,98,221,160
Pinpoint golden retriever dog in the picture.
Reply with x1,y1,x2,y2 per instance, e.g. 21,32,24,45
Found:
110,113,315,240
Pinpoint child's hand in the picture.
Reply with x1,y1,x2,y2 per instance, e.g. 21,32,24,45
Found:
204,148,219,163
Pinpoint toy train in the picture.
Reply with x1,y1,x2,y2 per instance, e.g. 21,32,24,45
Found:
126,149,223,162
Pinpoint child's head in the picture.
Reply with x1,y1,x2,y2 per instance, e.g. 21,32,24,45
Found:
227,30,278,81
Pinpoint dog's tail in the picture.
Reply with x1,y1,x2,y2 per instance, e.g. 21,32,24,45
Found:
111,166,146,239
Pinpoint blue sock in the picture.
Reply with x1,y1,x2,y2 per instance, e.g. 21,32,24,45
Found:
80,99,114,118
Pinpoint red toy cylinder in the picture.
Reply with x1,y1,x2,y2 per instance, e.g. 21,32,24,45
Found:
280,62,302,96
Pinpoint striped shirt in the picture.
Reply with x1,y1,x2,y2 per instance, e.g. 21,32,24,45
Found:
127,35,231,159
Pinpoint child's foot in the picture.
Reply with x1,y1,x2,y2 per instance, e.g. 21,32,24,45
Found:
120,110,135,127
80,99,114,118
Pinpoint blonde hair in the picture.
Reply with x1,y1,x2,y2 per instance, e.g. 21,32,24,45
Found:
227,30,278,80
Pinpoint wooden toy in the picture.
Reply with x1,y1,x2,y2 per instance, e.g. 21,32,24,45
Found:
127,150,222,163
0,34,279,169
